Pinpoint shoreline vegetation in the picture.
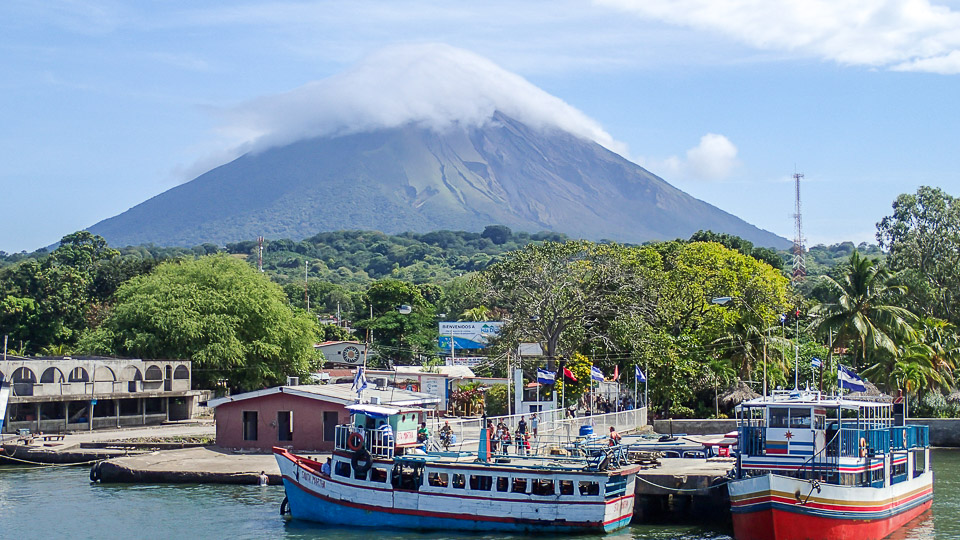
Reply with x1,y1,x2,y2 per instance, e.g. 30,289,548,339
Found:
2,186,959,420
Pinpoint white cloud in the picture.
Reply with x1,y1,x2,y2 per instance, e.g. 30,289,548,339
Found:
213,43,627,157
643,133,740,181
596,0,960,73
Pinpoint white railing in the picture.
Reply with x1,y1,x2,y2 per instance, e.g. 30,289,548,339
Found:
334,424,395,458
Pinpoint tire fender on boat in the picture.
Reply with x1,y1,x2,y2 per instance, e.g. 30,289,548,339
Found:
280,496,290,516
351,447,373,476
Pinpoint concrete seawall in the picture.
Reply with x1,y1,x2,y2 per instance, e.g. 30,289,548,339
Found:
654,418,960,447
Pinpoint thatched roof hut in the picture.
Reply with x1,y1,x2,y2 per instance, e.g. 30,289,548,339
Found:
845,380,892,401
720,381,760,408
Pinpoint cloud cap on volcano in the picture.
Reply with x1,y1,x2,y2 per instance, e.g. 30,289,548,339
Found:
218,43,624,155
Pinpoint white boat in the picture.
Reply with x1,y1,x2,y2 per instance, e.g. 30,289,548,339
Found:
728,391,933,540
274,404,639,533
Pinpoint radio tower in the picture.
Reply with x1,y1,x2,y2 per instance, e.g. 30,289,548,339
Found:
792,172,806,282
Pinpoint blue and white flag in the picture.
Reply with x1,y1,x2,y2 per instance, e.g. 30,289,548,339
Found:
590,366,605,382
779,313,787,323
635,365,646,383
352,366,368,395
811,357,822,369
536,368,556,385
838,364,867,393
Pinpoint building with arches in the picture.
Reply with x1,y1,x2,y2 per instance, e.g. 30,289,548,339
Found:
0,356,198,434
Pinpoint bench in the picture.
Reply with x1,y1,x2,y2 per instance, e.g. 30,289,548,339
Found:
42,434,65,441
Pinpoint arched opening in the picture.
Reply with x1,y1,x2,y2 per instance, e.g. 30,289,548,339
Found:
174,366,189,379
68,367,89,382
93,366,116,381
120,366,142,381
12,367,36,383
121,365,143,392
12,367,37,396
145,366,163,381
40,367,65,383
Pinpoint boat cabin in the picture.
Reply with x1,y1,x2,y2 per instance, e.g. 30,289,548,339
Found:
737,391,929,488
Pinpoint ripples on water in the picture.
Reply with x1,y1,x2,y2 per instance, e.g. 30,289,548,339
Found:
2,449,958,539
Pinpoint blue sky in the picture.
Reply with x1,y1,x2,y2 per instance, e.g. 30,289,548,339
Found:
2,0,959,253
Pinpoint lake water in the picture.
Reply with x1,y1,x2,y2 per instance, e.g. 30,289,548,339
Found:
1,450,958,539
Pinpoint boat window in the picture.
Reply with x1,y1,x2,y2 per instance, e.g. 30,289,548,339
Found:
428,472,449,488
559,480,574,495
335,461,351,478
496,477,509,492
452,473,466,489
578,481,600,496
532,479,555,496
769,408,789,428
814,415,826,430
511,478,528,493
469,475,493,491
914,450,926,476
790,408,811,428
371,468,388,483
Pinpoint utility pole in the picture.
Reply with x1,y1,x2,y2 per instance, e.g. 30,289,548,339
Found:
304,260,309,312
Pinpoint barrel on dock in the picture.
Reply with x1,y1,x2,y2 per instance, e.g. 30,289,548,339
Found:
579,425,594,437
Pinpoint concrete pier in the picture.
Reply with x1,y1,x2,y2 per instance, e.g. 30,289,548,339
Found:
633,457,734,524
95,446,291,485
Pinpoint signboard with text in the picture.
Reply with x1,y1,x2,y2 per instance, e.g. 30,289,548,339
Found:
437,321,503,349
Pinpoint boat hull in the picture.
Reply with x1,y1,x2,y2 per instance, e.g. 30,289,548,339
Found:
729,472,933,540
275,448,633,534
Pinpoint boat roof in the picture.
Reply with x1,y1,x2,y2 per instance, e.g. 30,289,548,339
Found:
393,452,639,475
346,403,425,417
736,390,893,410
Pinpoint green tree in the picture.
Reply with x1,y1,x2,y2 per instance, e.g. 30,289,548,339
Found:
809,251,918,369
77,255,320,391
355,279,437,365
877,186,960,322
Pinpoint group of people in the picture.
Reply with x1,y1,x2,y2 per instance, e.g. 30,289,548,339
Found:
483,413,539,455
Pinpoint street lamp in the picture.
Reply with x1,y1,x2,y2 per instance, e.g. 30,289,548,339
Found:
712,296,769,398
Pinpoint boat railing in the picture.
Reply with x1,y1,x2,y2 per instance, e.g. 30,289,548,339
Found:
334,424,395,458
739,425,765,456
890,425,929,451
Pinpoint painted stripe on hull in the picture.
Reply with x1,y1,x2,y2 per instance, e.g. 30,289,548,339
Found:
282,477,632,533
731,499,931,540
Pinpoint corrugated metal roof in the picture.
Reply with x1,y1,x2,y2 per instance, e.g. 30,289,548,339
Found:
207,382,439,408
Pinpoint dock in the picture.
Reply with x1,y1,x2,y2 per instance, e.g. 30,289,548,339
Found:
633,457,734,523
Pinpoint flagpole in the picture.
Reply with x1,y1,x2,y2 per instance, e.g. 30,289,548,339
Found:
644,359,648,410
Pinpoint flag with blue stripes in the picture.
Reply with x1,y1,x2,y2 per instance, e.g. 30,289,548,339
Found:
352,366,368,395
838,364,867,392
536,368,556,385
811,357,822,369
590,366,605,382
635,365,646,383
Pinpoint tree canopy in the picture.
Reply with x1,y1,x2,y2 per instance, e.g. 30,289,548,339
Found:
77,255,321,391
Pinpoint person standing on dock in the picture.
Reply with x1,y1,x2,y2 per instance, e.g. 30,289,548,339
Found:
531,413,539,438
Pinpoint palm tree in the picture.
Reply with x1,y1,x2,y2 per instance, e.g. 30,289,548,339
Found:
460,305,492,322
810,251,918,369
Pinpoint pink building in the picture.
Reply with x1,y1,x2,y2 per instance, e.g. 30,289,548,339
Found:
208,383,438,452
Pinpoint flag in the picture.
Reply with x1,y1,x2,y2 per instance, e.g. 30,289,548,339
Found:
635,365,646,383
838,364,867,393
590,366,604,382
563,367,578,382
536,368,556,385
613,365,620,381
811,357,822,369
352,366,368,395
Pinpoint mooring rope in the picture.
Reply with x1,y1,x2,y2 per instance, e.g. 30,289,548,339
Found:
0,452,104,469
635,474,728,493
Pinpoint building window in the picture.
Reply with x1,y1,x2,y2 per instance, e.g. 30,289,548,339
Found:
243,411,258,441
278,411,293,441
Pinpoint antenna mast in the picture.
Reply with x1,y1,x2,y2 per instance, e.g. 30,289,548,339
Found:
257,236,264,272
792,172,806,282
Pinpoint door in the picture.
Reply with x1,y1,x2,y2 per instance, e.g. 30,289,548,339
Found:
278,411,293,442
323,411,338,441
